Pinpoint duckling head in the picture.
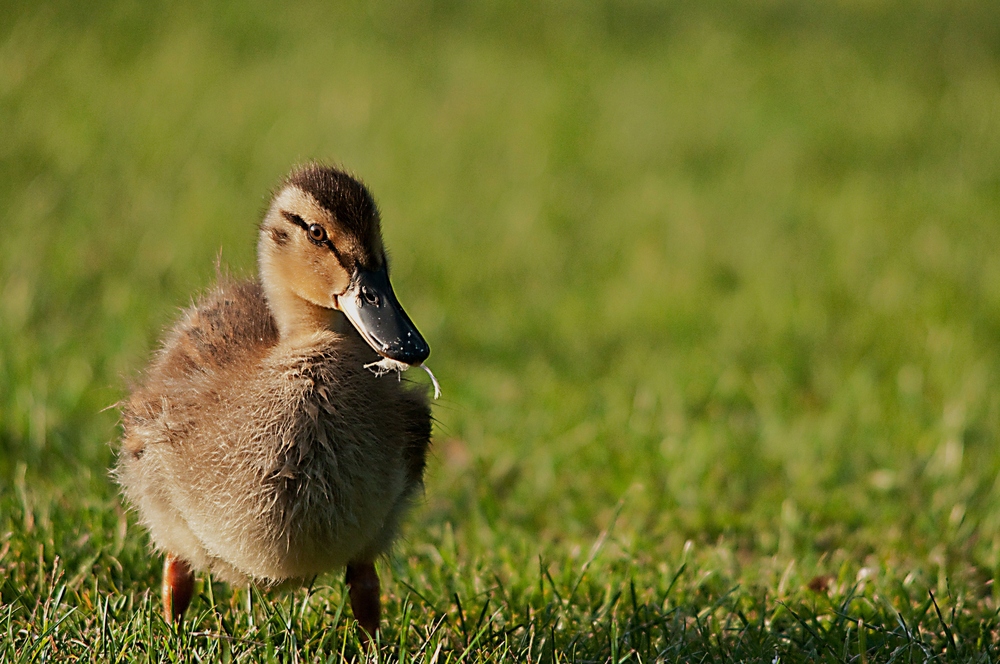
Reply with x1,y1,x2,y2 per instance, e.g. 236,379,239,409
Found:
258,164,430,366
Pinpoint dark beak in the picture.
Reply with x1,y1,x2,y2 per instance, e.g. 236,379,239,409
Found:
336,265,430,365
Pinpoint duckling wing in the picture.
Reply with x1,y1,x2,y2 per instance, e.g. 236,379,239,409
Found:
162,278,278,376
119,278,275,450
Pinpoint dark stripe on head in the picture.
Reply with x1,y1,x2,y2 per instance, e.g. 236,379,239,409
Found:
281,210,308,231
280,209,347,266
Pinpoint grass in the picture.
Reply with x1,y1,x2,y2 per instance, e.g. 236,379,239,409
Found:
2,0,1000,660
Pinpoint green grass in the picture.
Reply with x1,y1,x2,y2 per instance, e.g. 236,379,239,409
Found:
3,0,1000,660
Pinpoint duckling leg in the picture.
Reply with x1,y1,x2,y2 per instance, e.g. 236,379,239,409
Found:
345,562,380,646
162,554,194,624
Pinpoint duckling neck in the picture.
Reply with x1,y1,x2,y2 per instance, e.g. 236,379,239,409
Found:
256,269,333,341
267,288,334,341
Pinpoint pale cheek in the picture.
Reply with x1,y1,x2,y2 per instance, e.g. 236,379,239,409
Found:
309,258,349,303
327,267,351,296
312,254,345,293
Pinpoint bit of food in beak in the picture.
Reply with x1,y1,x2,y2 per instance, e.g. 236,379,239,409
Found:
335,264,439,397
364,357,442,399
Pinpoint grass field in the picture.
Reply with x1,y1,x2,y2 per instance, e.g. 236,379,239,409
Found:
3,1,1000,660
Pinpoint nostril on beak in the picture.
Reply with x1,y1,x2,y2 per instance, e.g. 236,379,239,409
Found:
361,287,380,306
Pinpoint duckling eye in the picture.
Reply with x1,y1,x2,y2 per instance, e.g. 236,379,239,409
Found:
307,224,327,243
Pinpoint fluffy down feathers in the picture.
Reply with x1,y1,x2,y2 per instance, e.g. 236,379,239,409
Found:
117,279,431,586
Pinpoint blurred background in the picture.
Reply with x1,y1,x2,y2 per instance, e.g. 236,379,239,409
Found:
2,0,1000,656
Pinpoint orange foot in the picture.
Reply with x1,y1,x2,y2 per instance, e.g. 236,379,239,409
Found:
162,554,194,624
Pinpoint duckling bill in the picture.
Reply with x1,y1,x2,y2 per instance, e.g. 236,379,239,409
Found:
116,164,434,643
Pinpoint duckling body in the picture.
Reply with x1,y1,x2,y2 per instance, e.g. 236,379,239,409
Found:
116,165,432,637
118,280,430,585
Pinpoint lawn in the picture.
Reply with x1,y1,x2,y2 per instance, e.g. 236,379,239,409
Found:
2,0,1000,661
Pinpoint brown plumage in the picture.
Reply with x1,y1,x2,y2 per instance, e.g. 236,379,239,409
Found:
115,164,433,640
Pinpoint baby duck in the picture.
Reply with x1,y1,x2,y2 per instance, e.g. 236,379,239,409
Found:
116,164,433,641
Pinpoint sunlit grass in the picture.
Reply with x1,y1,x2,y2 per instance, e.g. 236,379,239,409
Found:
2,0,1000,660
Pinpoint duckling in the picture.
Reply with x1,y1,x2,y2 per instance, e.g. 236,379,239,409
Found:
115,164,434,641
